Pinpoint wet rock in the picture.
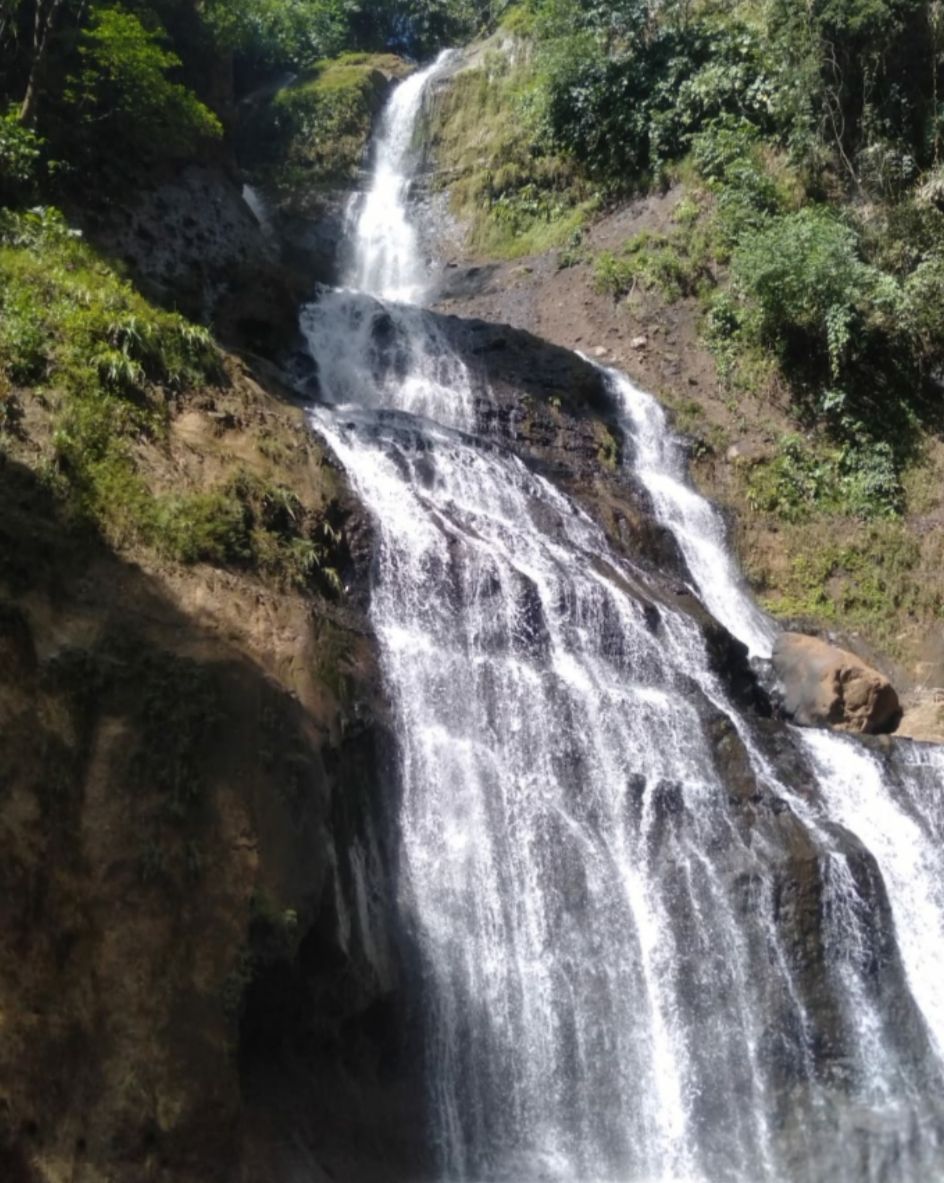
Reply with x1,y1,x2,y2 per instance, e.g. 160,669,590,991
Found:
270,192,351,287
699,613,772,717
772,633,902,735
438,315,612,418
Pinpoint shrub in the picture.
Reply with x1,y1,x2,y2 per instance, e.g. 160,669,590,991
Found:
730,208,900,381
747,434,840,521
690,116,796,249
903,257,944,365
150,489,254,565
690,116,763,183
203,0,352,70
0,108,45,206
64,5,222,172
149,473,343,591
593,230,708,302
746,433,903,521
537,14,776,186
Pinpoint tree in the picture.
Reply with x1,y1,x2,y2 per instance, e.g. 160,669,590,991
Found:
20,0,71,125
66,4,221,164
201,0,356,70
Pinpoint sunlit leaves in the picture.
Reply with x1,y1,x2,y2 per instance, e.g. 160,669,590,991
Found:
66,5,221,160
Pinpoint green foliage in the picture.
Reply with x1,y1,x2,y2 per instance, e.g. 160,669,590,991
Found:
204,0,500,72
510,0,943,204
425,46,592,259
382,0,494,56
593,230,708,303
729,208,930,394
149,471,344,592
746,435,839,521
690,116,764,184
768,0,935,185
746,433,902,521
0,206,344,588
0,207,218,394
536,9,776,187
0,207,211,530
64,5,222,170
730,209,882,379
151,486,254,566
709,205,934,508
0,107,44,205
428,0,944,542
689,116,794,248
903,256,944,361
203,0,353,68
254,52,407,185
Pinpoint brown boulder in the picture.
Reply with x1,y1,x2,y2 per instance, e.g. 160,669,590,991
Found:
772,632,901,735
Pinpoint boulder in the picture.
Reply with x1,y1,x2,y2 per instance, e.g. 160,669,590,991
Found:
772,632,901,734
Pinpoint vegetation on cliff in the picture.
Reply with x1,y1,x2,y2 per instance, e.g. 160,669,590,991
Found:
424,0,944,681
0,0,491,568
2,0,944,1177
438,0,944,465
238,51,414,201
2,0,939,666
0,204,347,590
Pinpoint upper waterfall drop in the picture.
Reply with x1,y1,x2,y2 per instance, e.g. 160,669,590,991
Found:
299,50,475,429
346,50,455,303
302,51,944,1183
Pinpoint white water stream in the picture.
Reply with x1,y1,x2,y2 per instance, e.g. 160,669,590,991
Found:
301,55,944,1182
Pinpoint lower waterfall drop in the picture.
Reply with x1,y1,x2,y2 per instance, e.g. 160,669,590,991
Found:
301,50,944,1183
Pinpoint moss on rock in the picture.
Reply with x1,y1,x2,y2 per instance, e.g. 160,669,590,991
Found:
241,52,413,202
424,41,594,260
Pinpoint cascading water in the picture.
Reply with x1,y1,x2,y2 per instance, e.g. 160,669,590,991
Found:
301,55,944,1182
613,374,775,660
347,50,456,303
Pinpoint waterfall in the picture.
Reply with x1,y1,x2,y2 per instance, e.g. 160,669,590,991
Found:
347,50,455,303
301,56,944,1183
612,373,776,660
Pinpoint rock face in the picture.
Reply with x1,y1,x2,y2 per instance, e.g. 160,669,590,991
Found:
87,165,308,359
0,363,426,1183
772,632,902,734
